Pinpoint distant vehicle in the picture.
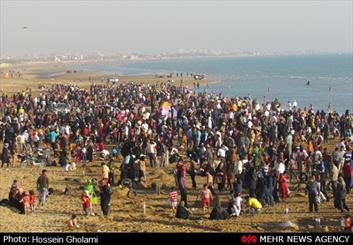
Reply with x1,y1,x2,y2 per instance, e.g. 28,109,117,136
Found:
193,74,205,80
107,78,119,83
53,103,71,114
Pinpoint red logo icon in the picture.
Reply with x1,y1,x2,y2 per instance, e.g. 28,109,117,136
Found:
241,235,257,244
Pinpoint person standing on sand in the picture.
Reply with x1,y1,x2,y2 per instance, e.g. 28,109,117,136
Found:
330,162,339,197
199,184,213,213
279,171,289,200
342,156,353,194
81,190,92,216
189,158,197,189
101,162,110,186
146,139,158,168
22,191,30,215
334,176,350,213
1,142,10,168
177,158,188,207
36,169,49,206
168,187,178,212
99,183,112,217
306,175,320,213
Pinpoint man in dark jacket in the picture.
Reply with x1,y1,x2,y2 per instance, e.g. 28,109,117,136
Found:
1,143,10,168
334,176,350,212
100,184,112,216
306,175,320,213
37,169,49,206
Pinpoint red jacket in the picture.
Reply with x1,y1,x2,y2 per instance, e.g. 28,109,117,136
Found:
343,164,353,178
82,194,91,208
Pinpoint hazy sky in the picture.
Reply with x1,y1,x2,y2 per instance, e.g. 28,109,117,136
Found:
0,0,352,57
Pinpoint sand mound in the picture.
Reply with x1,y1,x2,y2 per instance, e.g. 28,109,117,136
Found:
149,168,173,184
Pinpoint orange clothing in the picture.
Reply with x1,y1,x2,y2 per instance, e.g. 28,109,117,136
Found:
30,195,36,205
344,217,352,229
23,195,30,208
307,143,314,153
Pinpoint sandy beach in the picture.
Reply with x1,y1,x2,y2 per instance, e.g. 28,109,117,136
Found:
0,62,211,95
0,63,351,233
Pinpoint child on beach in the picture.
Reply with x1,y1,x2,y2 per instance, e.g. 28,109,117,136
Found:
22,191,30,215
81,190,92,216
200,184,213,212
29,190,36,212
67,214,79,231
280,171,289,200
344,215,352,232
228,192,243,217
168,187,178,211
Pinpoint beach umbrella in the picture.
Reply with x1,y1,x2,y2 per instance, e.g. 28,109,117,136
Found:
161,101,172,109
160,101,172,117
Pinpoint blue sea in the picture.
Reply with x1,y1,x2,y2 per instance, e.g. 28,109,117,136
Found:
74,54,353,113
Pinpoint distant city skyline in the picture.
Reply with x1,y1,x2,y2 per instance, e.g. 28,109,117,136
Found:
1,0,352,58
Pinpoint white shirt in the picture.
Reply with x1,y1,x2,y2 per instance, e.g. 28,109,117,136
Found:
217,146,228,158
236,160,247,175
228,111,234,120
146,143,157,154
235,196,242,210
278,162,285,174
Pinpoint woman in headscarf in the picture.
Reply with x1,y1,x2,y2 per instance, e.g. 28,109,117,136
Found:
175,201,190,220
209,195,228,220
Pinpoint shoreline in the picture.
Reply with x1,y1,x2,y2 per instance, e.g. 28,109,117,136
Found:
1,60,351,114
0,62,213,95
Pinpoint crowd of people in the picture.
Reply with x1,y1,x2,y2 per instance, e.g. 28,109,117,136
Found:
0,81,352,230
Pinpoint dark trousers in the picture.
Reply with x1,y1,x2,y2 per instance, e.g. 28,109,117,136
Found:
180,188,188,207
320,180,329,201
101,202,110,216
218,181,225,193
1,160,10,167
190,174,197,188
336,197,350,212
309,195,318,212
148,153,157,168
343,177,351,194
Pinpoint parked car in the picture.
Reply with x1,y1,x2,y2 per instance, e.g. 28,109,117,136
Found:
108,78,119,83
53,103,71,114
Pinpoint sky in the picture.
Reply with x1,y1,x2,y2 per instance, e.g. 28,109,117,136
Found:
0,0,352,57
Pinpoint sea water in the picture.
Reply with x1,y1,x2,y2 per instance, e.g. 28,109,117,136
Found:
75,54,353,113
